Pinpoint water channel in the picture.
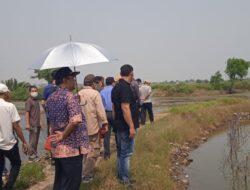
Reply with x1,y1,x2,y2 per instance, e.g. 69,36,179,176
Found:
186,124,250,190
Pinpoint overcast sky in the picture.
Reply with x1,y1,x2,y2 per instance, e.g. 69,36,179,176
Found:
0,0,250,84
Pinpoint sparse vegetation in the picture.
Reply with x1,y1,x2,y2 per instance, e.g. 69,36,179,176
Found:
14,162,45,190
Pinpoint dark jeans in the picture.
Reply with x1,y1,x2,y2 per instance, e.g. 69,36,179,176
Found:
140,102,154,125
54,155,83,190
0,143,21,190
116,130,135,182
103,111,114,158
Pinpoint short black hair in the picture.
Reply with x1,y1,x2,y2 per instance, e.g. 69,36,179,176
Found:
106,77,115,86
94,76,104,84
136,78,142,83
29,85,38,92
120,64,133,77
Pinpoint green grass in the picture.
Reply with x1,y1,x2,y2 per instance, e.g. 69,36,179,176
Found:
14,162,45,190
169,97,244,114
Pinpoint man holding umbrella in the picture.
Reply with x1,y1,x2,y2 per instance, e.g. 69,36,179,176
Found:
46,67,89,190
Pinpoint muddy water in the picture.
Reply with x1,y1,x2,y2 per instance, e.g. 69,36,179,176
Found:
186,126,250,190
152,95,223,113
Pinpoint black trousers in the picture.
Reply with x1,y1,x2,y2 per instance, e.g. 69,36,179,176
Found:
53,155,83,190
103,111,114,158
140,102,154,125
0,143,21,190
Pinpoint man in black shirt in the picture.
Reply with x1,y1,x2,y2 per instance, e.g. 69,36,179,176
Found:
111,64,139,185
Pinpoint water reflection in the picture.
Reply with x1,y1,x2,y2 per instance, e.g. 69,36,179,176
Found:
223,114,250,190
186,115,250,190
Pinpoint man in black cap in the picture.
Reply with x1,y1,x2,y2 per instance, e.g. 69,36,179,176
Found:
46,67,90,190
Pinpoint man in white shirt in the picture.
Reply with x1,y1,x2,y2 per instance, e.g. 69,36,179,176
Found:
0,83,28,190
139,80,154,125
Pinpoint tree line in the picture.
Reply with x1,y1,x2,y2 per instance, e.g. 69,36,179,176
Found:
211,58,249,93
1,58,249,100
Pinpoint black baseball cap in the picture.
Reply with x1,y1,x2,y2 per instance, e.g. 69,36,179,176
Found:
54,67,80,85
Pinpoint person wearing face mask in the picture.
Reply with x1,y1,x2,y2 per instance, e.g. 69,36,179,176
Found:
25,85,41,162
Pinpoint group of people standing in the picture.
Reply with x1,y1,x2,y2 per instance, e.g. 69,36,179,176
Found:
0,64,154,190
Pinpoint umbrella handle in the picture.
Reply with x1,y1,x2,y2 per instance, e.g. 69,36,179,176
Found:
73,66,79,100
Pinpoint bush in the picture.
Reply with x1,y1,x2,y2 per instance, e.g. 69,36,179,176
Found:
11,86,29,101
14,162,45,190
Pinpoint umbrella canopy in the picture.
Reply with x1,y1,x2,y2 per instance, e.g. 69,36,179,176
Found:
30,42,116,70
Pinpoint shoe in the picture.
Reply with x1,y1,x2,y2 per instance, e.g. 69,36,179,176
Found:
2,168,8,176
28,155,41,162
82,176,94,183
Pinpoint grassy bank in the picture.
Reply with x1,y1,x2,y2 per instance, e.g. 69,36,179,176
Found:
81,97,250,190
13,162,45,190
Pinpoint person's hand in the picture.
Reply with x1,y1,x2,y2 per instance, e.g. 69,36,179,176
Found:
102,123,108,133
50,131,64,144
41,100,45,106
25,125,31,131
129,127,136,139
99,124,108,138
22,143,29,155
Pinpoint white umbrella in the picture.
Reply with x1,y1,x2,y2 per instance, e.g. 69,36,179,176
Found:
30,41,116,70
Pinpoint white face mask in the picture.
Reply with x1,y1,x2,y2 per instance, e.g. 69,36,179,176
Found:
30,92,38,98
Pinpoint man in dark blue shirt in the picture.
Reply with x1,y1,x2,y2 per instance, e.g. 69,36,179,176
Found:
43,81,57,101
111,64,139,186
42,79,57,136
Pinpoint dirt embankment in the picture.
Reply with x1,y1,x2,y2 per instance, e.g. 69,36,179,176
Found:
166,100,250,190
